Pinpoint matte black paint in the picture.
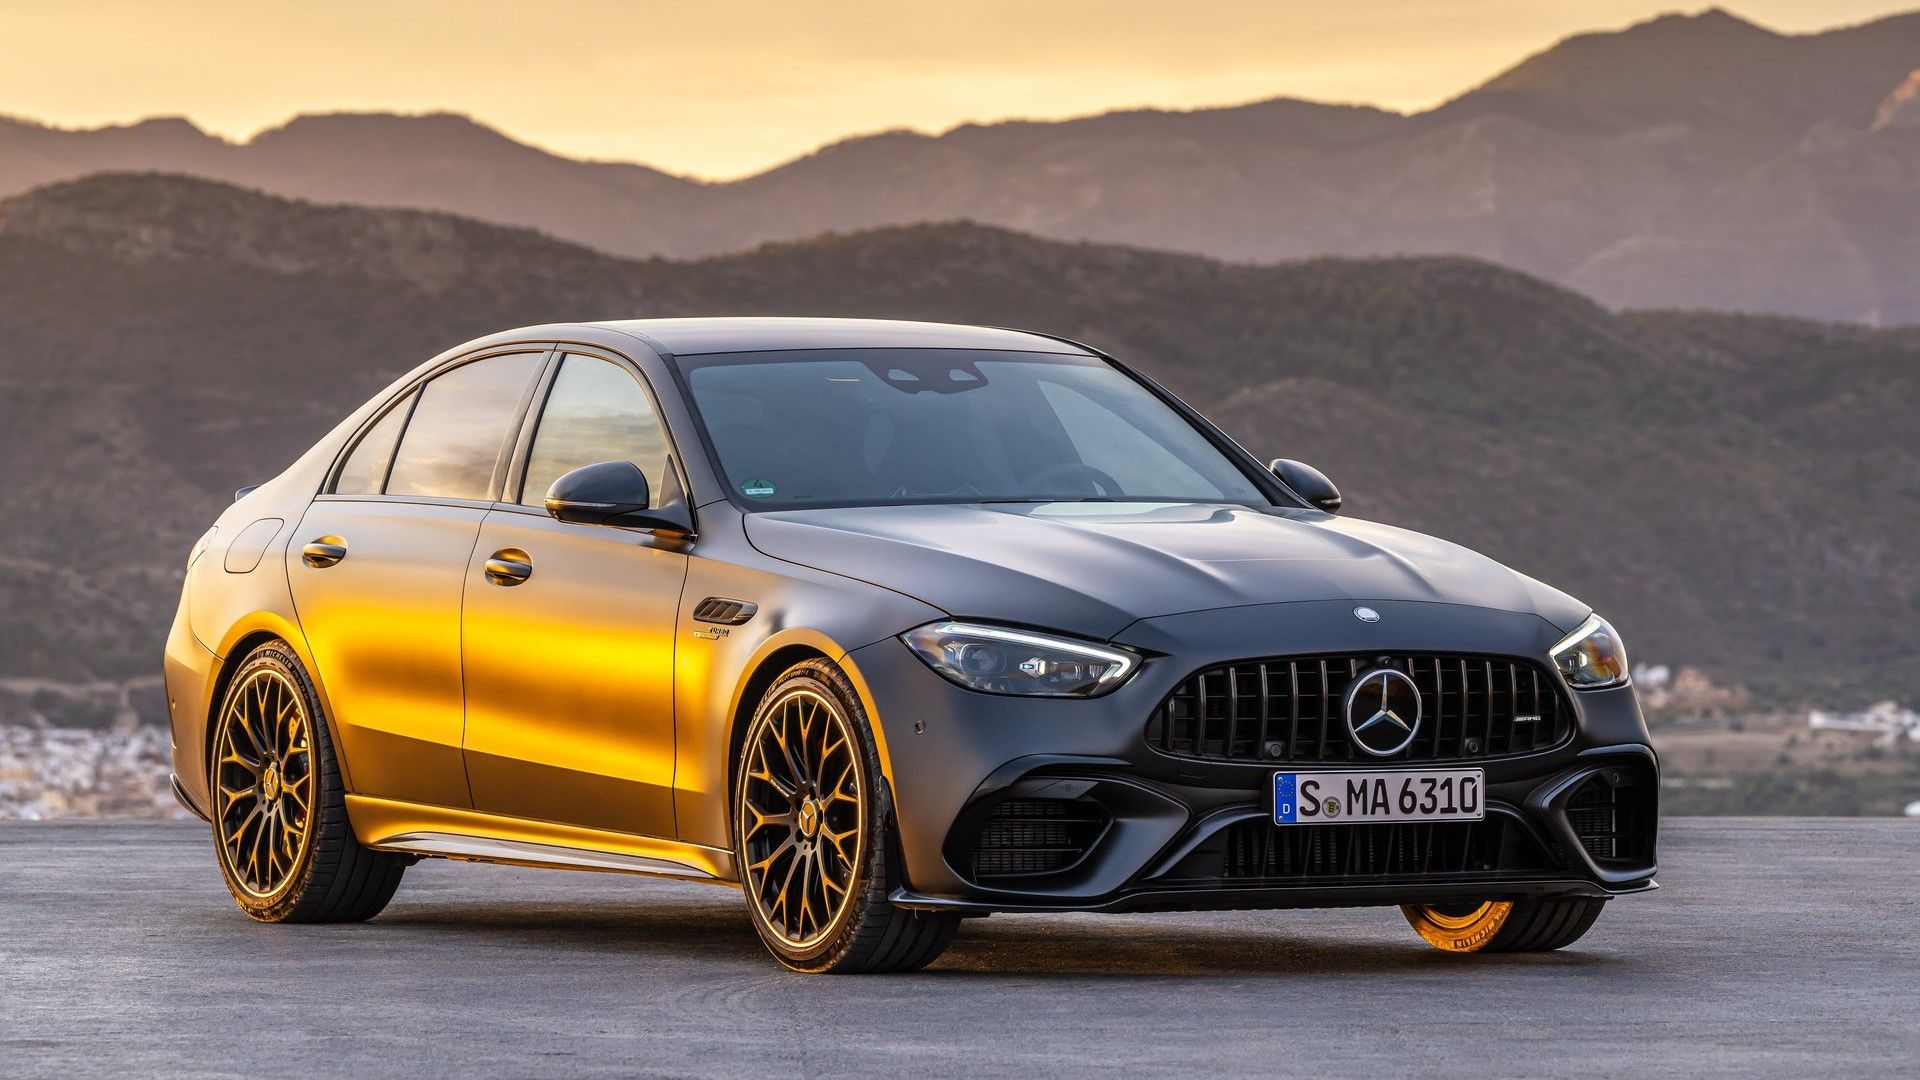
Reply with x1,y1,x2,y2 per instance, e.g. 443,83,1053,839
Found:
745,502,1592,641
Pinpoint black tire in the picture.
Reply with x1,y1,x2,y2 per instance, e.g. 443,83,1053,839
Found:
734,658,958,973
210,641,406,923
1401,897,1607,953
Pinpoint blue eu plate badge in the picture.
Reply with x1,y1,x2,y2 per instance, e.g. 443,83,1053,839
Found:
1273,773,1299,824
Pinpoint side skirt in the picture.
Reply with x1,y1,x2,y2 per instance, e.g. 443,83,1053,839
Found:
347,794,739,884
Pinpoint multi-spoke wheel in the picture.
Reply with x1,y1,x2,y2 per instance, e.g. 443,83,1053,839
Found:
209,642,407,923
213,665,314,897
741,685,864,947
734,659,958,973
1402,897,1608,953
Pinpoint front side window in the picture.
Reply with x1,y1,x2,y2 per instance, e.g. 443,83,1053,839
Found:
519,354,671,506
385,353,540,501
680,349,1268,509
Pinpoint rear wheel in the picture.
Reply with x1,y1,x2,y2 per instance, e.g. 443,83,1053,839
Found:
1401,897,1607,953
210,642,406,922
734,659,958,973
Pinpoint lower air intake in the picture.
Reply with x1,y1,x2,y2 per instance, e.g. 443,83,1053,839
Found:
1567,767,1658,869
1163,814,1556,884
969,797,1110,881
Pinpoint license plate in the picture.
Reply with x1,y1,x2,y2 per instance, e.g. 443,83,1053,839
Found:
1273,769,1484,825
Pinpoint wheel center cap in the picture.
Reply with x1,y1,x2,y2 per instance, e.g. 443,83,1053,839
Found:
797,797,821,838
261,764,282,802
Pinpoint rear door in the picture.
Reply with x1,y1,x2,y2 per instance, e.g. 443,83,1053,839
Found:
289,348,547,809
460,350,688,836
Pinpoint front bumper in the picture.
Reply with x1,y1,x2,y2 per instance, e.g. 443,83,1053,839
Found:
847,599,1658,913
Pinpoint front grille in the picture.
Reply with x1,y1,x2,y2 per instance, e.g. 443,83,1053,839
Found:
1147,653,1572,764
1208,815,1555,882
1567,768,1657,868
969,797,1110,881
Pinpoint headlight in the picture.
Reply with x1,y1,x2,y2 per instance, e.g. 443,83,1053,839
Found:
901,621,1139,697
1550,614,1629,690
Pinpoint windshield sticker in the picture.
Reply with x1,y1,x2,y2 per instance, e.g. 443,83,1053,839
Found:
740,478,776,498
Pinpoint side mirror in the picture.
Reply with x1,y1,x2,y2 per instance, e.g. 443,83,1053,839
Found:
1269,458,1342,514
545,460,693,537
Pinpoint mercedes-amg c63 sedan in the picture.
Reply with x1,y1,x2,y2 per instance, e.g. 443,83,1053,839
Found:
165,318,1657,972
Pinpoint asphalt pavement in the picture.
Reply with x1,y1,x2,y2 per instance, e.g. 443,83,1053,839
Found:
2,818,1914,1078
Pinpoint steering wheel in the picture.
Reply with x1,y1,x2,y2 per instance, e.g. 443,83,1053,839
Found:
1022,462,1125,498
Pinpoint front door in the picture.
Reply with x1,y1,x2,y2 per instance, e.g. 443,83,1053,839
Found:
460,352,687,837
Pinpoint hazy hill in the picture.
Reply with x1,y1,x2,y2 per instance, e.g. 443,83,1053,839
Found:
1464,7,1918,132
5,9,1920,322
0,173,1913,706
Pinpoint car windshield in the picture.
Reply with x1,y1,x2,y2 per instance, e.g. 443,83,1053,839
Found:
679,349,1270,509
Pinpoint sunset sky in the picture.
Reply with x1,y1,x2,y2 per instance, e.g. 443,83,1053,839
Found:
5,1,1909,178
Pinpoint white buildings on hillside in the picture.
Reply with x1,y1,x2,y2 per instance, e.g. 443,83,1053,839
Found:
0,724,182,819
1807,701,1920,747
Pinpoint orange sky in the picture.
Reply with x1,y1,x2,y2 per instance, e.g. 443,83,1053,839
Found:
4,1,1908,178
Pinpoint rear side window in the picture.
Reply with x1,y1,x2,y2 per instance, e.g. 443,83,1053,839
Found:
332,390,414,495
385,353,541,500
518,354,671,506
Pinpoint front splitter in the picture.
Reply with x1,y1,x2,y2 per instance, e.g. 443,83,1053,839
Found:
890,875,1657,915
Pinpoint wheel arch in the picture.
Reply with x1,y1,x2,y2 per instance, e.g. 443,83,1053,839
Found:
719,633,898,843
723,641,833,818
205,615,355,793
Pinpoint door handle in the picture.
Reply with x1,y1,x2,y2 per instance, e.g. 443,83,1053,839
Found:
301,537,347,568
484,548,533,587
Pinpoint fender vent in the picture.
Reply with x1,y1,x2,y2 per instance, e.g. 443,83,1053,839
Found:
692,598,758,625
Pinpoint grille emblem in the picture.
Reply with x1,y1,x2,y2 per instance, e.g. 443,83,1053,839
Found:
1344,668,1422,757
1353,606,1380,623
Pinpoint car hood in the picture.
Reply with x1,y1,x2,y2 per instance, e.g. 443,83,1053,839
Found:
744,502,1588,640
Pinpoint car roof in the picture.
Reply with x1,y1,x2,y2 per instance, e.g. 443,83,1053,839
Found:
583,317,1098,357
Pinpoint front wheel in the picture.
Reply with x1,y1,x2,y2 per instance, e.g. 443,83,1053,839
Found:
1401,897,1607,953
734,659,957,973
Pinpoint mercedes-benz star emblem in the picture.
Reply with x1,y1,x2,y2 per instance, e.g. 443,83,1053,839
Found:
1354,606,1380,623
1344,668,1422,757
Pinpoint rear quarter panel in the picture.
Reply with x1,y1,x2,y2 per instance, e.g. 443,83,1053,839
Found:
168,366,407,809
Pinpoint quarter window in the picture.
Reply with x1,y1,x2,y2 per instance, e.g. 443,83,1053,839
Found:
519,355,671,506
385,353,540,501
332,390,414,495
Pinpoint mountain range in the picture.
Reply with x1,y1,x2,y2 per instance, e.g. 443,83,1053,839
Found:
0,172,1914,708
5,8,1920,322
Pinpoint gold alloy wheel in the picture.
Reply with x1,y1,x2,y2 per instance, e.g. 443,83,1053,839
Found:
213,668,316,899
1402,900,1516,952
739,687,866,950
